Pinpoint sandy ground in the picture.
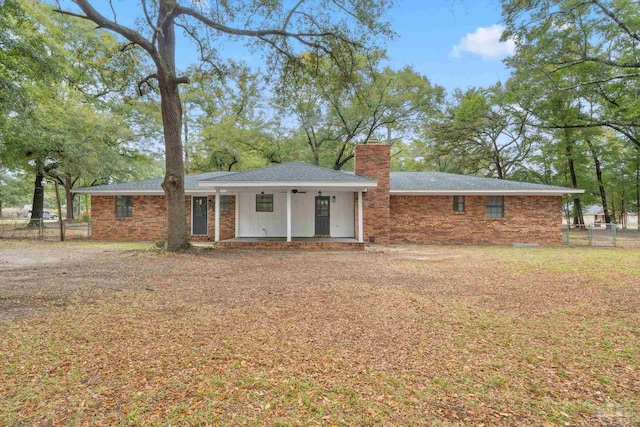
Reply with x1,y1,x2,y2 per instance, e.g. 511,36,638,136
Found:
0,241,148,319
0,242,462,320
1,241,638,426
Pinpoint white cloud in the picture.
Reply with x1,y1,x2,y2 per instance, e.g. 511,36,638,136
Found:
450,25,515,59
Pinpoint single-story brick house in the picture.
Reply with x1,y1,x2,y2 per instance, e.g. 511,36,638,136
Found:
74,142,582,247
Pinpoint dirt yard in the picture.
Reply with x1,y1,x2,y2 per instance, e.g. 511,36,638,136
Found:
1,240,639,426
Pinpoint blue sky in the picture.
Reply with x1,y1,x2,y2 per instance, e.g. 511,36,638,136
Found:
64,0,512,93
385,0,512,91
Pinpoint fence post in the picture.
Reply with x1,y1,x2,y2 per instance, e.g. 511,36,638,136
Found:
612,224,617,247
588,225,593,246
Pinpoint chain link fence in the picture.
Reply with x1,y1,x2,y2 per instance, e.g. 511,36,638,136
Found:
562,223,640,247
0,219,91,240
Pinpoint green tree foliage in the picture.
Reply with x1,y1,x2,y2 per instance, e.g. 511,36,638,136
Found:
277,52,444,170
419,84,534,179
0,170,32,216
502,0,640,146
0,0,61,123
183,65,281,173
498,0,640,223
0,0,159,220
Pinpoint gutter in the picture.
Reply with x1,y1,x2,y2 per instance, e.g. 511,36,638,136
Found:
389,189,585,196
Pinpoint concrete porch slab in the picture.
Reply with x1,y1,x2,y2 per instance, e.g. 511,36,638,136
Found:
218,237,364,250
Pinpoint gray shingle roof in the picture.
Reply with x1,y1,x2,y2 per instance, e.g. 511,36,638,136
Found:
74,164,577,194
390,172,576,192
199,161,373,183
74,172,234,192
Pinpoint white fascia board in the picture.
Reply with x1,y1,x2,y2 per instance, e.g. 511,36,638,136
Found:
197,180,377,189
390,189,584,196
201,186,371,193
72,189,164,195
71,189,232,196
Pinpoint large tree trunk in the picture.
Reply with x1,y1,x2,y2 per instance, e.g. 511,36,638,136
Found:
310,142,320,166
157,0,189,252
64,174,74,220
495,155,504,179
585,139,611,224
609,191,616,223
636,147,639,231
564,131,584,226
621,186,626,228
183,105,190,173
29,159,45,227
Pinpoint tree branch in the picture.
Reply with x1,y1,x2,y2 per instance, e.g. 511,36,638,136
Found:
282,0,306,32
141,0,162,42
174,76,189,85
108,0,117,23
57,0,157,58
590,0,640,43
174,3,355,54
174,21,228,75
578,53,640,69
546,73,640,94
138,73,158,96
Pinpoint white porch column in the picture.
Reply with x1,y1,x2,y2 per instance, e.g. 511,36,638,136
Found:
286,189,292,242
214,189,220,242
234,193,239,238
358,191,363,243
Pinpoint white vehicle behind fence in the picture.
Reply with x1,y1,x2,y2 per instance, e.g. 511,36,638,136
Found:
27,210,58,220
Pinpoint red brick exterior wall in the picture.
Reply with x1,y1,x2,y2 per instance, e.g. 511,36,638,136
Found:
354,142,391,244
90,160,564,246
91,195,167,240
389,195,563,246
91,195,235,241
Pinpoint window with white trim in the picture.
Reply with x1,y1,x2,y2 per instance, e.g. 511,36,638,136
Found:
256,194,273,212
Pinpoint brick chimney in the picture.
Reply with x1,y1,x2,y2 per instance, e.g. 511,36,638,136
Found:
354,140,391,244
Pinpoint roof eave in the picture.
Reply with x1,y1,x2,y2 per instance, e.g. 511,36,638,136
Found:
72,189,233,195
197,180,377,188
390,189,584,196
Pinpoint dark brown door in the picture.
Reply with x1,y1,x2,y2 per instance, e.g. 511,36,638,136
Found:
315,196,330,236
192,196,208,235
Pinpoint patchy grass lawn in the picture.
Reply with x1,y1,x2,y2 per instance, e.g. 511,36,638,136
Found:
0,241,638,426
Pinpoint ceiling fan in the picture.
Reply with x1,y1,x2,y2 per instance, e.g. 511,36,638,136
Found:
278,189,307,194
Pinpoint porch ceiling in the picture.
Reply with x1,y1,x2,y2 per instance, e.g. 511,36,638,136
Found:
201,185,371,193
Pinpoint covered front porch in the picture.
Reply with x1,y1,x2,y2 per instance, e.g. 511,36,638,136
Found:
207,188,366,243
196,162,377,246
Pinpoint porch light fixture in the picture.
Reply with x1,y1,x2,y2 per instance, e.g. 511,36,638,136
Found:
332,196,336,203
318,191,322,195
261,191,264,195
